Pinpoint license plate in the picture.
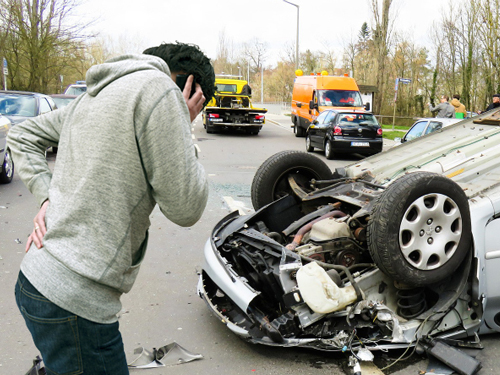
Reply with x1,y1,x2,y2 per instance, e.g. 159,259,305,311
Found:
351,142,370,147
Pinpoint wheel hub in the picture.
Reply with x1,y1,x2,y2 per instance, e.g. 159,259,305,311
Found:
399,193,462,271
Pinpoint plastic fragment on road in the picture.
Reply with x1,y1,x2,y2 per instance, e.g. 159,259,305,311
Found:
15,238,22,244
128,342,203,369
24,355,45,375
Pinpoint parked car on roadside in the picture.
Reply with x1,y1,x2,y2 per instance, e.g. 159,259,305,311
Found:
305,110,383,159
394,117,462,146
197,108,500,371
63,81,86,96
50,94,77,109
0,114,14,183
0,91,57,125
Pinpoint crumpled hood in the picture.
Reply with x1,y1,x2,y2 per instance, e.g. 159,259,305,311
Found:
85,54,171,97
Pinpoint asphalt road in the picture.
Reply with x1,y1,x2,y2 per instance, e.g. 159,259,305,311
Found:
1,114,499,375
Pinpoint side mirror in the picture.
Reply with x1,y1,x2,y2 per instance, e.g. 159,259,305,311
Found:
312,120,319,125
364,102,371,111
309,100,318,110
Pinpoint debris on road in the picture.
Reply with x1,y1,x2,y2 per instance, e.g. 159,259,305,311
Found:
128,342,203,369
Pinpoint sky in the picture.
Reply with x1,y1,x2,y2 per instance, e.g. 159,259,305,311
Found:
76,0,447,68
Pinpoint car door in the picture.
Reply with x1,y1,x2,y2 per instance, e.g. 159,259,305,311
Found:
309,111,330,147
318,111,336,146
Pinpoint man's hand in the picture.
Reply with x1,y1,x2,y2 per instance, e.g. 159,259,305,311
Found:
183,75,205,122
26,200,49,252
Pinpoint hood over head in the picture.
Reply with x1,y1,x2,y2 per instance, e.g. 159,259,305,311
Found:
85,54,171,97
451,98,461,108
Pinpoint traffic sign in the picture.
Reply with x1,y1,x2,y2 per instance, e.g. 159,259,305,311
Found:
399,78,411,84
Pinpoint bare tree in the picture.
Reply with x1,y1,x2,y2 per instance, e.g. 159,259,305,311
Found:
371,0,395,113
213,29,234,74
0,0,92,92
242,37,268,75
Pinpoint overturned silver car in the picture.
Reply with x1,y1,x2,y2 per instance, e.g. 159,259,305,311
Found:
198,110,500,356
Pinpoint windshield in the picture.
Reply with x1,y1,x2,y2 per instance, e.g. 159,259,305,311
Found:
52,97,75,108
216,84,237,93
318,90,363,107
338,113,379,125
0,95,36,117
65,86,86,96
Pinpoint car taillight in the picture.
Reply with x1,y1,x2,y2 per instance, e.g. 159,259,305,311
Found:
377,128,383,136
209,113,219,118
255,115,265,120
333,126,342,135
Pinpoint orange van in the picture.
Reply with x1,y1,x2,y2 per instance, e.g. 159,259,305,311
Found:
291,72,368,137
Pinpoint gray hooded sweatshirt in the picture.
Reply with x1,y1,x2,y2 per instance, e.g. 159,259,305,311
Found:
7,54,208,323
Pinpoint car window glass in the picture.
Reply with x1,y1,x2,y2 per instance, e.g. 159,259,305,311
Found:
65,86,86,96
318,90,363,107
324,111,335,124
39,98,52,114
216,84,237,93
46,97,57,110
315,111,329,125
0,95,36,116
405,121,428,141
425,121,443,135
337,113,378,126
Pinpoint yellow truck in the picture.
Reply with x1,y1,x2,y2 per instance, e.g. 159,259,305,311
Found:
203,76,267,135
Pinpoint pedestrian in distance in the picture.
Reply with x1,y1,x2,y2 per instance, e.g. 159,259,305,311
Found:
450,94,467,119
480,93,500,114
428,95,456,118
7,42,215,375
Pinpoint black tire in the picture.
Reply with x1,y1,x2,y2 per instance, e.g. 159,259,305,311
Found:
305,135,314,152
206,123,216,134
251,150,333,210
246,127,260,135
324,140,335,160
367,172,471,286
0,149,14,184
294,118,305,137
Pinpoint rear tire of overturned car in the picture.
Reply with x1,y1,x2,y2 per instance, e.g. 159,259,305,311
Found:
367,172,471,286
251,150,333,210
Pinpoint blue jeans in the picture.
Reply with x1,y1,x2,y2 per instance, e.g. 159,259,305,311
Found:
15,271,129,375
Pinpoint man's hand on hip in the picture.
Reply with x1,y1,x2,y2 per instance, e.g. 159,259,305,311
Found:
27,200,49,252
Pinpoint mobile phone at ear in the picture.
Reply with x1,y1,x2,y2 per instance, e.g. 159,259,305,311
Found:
175,74,197,98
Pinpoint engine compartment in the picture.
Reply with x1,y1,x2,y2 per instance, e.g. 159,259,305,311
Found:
201,193,480,350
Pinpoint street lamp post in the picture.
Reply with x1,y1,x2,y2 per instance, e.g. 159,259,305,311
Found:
283,0,299,69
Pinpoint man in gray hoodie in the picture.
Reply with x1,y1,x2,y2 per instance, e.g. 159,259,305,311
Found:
8,42,215,374
428,95,456,118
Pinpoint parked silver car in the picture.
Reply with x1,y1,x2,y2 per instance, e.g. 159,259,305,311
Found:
198,109,500,369
0,114,13,183
394,117,462,145
0,90,57,125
